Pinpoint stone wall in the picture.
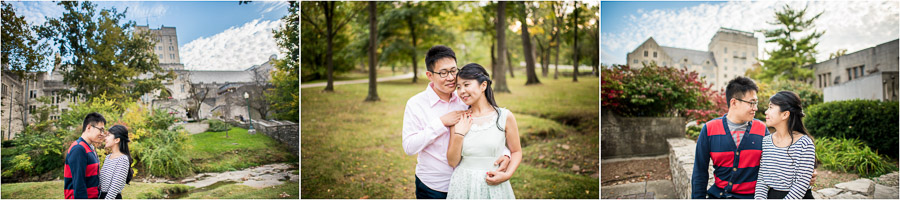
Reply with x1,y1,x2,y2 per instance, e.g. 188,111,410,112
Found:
667,138,714,199
601,110,685,159
228,119,298,155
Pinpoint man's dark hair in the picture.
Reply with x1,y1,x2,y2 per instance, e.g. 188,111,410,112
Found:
425,45,457,72
81,112,107,133
725,76,759,108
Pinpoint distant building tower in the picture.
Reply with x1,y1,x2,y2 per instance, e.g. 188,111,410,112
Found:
135,25,182,69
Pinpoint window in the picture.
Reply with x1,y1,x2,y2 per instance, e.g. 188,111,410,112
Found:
29,105,35,113
724,74,728,78
170,54,175,59
169,46,174,51
30,90,36,99
169,38,172,43
847,68,853,81
653,51,657,58
818,74,822,88
157,46,162,51
633,59,638,64
853,67,859,79
724,58,728,63
684,58,688,63
181,84,185,92
725,66,728,71
724,47,728,54
860,66,865,76
644,51,648,57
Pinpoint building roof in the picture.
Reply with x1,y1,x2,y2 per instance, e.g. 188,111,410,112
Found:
660,46,717,66
188,70,254,84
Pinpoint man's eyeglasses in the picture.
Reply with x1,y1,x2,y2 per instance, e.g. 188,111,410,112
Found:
430,69,458,78
91,125,106,134
734,98,759,107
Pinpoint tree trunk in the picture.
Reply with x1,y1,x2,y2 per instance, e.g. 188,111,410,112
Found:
365,1,380,102
553,2,561,80
520,2,540,85
506,50,514,78
323,2,336,92
491,42,497,80
536,37,548,77
493,1,510,93
572,1,579,82
407,2,418,83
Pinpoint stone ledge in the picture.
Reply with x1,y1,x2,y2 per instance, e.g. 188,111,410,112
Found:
667,138,714,199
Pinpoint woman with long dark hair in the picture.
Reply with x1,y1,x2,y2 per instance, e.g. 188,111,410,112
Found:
446,63,521,198
755,91,816,199
99,125,134,199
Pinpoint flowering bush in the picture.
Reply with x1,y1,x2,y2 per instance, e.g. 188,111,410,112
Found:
602,63,726,122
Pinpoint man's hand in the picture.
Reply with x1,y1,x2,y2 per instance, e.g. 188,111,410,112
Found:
441,111,464,127
494,155,510,172
485,171,511,185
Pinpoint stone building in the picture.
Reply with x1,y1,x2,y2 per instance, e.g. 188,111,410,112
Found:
627,27,759,90
1,25,279,140
804,39,899,102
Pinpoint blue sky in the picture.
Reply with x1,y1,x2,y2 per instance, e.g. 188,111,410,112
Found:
6,1,292,71
601,1,899,66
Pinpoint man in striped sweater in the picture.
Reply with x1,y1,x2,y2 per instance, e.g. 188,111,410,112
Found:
64,112,107,199
691,77,816,199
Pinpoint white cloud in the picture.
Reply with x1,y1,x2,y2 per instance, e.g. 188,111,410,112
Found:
602,1,899,65
180,19,284,71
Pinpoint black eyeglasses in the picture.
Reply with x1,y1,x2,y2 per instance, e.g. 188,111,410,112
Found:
91,125,106,134
430,69,458,78
734,98,759,107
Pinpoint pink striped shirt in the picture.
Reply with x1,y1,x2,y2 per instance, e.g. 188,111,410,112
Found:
402,82,509,192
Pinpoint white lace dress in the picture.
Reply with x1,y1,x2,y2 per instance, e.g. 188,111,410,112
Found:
447,107,515,199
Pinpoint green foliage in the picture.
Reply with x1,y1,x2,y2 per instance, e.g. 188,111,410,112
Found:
754,79,823,120
1,154,33,178
1,2,52,78
815,137,897,178
754,5,824,82
37,1,175,102
269,1,299,122
206,119,232,132
602,63,724,121
804,100,899,158
134,128,193,178
686,125,702,139
135,183,192,199
300,1,359,82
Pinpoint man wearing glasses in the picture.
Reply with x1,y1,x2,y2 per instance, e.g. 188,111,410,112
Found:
64,112,107,199
401,45,510,198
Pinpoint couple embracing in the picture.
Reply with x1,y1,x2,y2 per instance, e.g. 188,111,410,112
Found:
693,77,820,199
402,45,523,199
64,112,134,199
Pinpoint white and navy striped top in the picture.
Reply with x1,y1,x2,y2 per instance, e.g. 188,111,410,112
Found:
99,154,131,199
754,134,815,199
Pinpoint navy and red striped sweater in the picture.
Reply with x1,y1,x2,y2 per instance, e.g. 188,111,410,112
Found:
64,137,100,199
691,115,769,199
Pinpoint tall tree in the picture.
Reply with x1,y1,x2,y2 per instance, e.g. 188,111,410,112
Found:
322,2,359,92
755,5,824,82
300,2,355,84
494,1,511,93
571,1,579,82
38,1,174,103
2,2,53,127
270,1,299,122
364,1,380,102
518,2,540,85
374,2,452,83
552,1,567,80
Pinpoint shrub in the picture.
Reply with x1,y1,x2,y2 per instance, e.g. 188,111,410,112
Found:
134,129,193,177
754,79,823,120
685,125,702,139
207,119,232,132
815,137,897,177
602,63,725,122
804,100,899,157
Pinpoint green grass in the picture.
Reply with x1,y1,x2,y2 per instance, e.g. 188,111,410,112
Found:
303,68,406,84
184,182,299,199
189,127,297,173
0,181,192,199
301,75,599,198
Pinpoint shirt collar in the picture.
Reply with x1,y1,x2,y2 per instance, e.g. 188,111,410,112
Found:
426,82,460,107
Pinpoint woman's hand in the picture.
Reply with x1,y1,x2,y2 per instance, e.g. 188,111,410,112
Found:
454,111,473,136
485,171,512,185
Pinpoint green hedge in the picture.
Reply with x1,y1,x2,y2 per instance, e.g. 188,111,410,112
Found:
207,119,232,132
804,100,899,158
815,137,897,177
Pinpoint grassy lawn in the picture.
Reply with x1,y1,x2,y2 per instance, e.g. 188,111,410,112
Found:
189,127,297,173
303,68,407,84
185,182,299,199
0,181,192,199
301,74,599,198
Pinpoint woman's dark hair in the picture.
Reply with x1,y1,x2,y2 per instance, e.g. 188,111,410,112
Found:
457,63,504,131
108,125,134,184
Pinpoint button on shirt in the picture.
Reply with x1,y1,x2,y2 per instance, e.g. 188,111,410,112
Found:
402,82,510,192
